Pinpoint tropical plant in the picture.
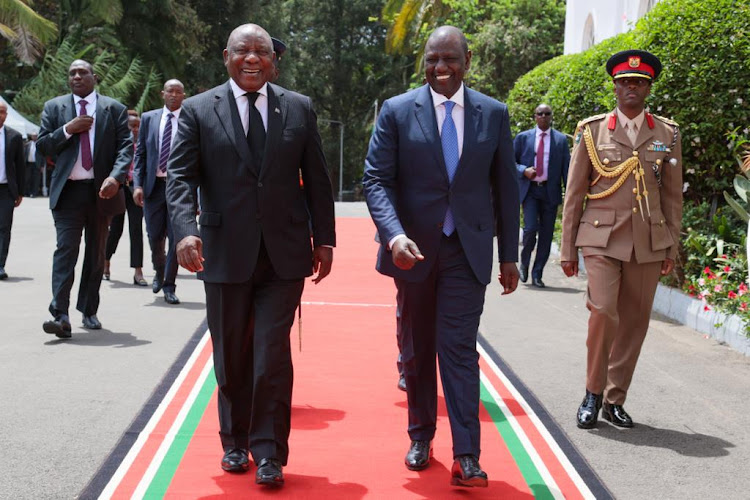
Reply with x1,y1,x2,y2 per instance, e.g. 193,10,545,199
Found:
12,36,162,119
0,0,57,63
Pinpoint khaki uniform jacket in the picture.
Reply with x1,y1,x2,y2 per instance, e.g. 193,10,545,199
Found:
561,110,683,264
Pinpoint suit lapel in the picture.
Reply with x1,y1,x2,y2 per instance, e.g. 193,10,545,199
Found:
259,84,285,179
93,95,108,166
149,109,164,162
414,85,447,180
215,82,252,165
452,88,481,185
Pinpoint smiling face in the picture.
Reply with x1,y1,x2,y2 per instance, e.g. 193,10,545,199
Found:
614,77,651,114
223,24,275,92
68,60,96,98
423,27,471,99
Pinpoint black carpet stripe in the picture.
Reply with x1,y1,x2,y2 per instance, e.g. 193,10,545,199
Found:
78,318,208,500
478,333,613,500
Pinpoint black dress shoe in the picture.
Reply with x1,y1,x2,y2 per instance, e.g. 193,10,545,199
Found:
82,315,102,330
405,440,432,470
0,267,8,280
519,265,528,283
451,455,488,487
397,375,406,392
602,403,634,428
221,448,250,473
164,291,180,304
43,314,72,339
152,274,164,294
255,457,284,486
577,390,603,429
532,277,546,288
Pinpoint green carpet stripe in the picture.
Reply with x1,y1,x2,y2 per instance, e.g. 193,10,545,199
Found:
144,366,216,498
480,381,555,499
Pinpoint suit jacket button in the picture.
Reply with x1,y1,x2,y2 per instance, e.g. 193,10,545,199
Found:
632,207,638,214
438,222,443,228
258,182,263,188
594,220,600,227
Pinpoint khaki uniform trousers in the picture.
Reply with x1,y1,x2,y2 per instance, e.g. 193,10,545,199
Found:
584,254,662,405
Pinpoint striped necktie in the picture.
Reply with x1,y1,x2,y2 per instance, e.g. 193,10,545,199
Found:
158,112,174,173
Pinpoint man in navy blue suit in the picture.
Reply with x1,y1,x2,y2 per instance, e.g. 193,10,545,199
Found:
133,79,185,305
515,104,570,287
363,26,519,488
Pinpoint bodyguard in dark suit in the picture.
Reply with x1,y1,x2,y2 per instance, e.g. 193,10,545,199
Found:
37,59,132,337
166,24,335,487
515,104,570,287
0,103,25,280
133,80,185,304
363,26,519,488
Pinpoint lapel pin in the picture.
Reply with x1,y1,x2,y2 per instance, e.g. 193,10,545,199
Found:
275,108,281,114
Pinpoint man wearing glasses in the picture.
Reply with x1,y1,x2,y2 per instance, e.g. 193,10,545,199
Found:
515,104,570,288
561,50,682,429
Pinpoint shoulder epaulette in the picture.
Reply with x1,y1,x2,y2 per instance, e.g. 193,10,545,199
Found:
576,113,607,130
653,114,679,127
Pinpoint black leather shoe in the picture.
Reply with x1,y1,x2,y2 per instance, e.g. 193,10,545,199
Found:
532,277,546,288
602,403,634,428
405,440,432,470
397,375,406,392
164,291,180,304
519,265,528,283
43,314,72,339
82,315,102,330
221,448,250,473
577,390,602,429
0,267,8,280
255,457,284,486
152,274,164,294
451,455,488,487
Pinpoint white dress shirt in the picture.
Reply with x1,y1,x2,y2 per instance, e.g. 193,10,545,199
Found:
616,108,645,147
156,106,182,178
64,91,97,180
229,78,269,136
0,126,6,184
533,126,551,182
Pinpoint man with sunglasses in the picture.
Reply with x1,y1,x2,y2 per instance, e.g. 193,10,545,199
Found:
561,50,682,429
515,104,570,288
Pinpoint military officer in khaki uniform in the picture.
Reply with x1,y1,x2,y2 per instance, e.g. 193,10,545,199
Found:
561,50,682,429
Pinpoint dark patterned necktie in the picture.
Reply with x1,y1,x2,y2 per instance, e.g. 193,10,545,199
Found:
78,100,93,171
158,112,174,173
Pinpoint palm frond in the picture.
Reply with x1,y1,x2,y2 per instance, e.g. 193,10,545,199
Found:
12,24,43,64
0,0,57,44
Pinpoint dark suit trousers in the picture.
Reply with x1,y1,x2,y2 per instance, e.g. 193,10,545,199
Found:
521,183,557,279
25,161,41,196
0,184,15,268
204,241,304,466
50,180,109,317
143,179,177,292
395,234,486,458
105,185,144,267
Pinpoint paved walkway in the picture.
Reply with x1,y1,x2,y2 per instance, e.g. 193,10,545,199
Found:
1,200,748,499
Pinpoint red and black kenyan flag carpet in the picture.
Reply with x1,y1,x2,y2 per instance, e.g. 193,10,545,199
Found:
81,218,610,499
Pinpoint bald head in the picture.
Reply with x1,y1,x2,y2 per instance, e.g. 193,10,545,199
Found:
426,26,469,54
161,79,185,112
223,23,276,92
68,59,97,97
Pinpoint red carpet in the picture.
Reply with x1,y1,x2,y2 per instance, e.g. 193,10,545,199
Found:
98,218,595,499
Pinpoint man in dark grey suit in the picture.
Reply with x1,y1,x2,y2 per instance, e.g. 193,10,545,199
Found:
363,26,519,488
37,59,132,337
133,79,185,304
0,102,25,280
167,24,335,488
515,103,570,287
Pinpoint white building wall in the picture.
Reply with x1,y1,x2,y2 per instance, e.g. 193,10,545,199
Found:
564,0,662,54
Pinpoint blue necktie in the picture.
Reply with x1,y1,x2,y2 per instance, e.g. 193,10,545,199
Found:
441,101,459,235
